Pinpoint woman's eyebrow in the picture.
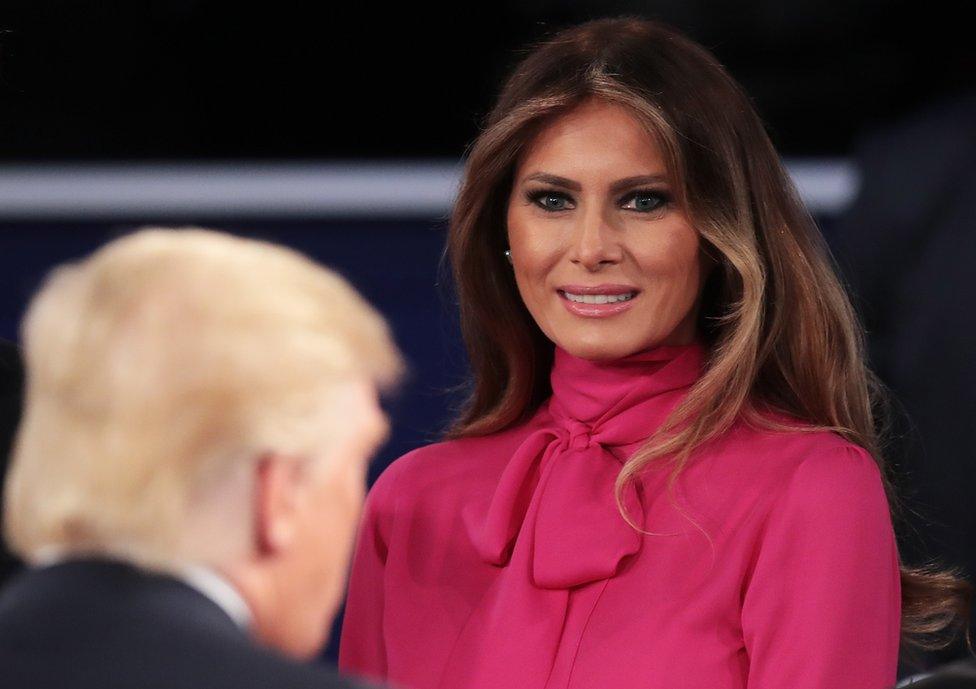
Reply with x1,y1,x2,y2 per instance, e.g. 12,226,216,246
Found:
523,173,581,191
609,174,670,192
521,172,670,193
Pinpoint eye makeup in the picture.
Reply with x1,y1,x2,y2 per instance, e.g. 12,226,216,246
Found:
523,187,672,215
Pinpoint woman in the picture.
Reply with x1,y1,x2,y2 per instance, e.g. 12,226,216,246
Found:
338,17,970,689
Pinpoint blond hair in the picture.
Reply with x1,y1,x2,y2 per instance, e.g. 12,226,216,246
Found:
3,227,403,570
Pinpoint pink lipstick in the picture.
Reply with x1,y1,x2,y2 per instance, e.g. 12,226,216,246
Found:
556,284,640,318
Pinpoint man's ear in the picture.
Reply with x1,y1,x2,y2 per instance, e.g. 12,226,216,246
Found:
253,453,305,556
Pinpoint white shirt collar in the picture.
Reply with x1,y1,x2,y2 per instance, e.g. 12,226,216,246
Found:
32,548,253,632
173,562,253,632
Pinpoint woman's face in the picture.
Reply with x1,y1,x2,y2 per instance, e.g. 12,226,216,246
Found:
505,97,707,360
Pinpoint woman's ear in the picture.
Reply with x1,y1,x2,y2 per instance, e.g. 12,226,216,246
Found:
252,453,306,557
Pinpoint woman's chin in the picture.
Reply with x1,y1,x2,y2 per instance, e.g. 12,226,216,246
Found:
551,335,651,361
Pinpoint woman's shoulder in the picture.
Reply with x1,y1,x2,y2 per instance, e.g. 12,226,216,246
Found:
719,413,897,571
367,404,553,506
715,407,886,505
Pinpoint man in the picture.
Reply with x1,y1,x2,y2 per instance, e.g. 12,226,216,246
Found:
0,227,404,688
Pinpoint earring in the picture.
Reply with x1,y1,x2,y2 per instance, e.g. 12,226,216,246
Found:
504,249,513,264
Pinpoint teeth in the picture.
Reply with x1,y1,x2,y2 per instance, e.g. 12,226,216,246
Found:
563,291,635,304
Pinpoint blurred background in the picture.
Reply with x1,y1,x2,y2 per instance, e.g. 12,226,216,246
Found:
1,0,973,672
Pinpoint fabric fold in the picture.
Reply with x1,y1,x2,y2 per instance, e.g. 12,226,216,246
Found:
447,339,707,689
466,339,706,587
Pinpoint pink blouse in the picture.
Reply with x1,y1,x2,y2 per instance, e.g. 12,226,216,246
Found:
339,340,901,689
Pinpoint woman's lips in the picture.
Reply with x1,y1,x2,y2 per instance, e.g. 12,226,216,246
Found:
557,286,640,318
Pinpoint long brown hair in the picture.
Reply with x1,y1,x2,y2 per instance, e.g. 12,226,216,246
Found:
443,16,970,653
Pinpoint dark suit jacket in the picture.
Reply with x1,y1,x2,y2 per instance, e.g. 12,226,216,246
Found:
0,558,373,689
909,659,976,688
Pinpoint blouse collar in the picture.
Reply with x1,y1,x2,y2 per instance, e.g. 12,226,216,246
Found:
547,336,707,439
465,335,709,590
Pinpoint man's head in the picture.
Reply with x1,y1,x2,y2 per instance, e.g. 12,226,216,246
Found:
3,227,403,658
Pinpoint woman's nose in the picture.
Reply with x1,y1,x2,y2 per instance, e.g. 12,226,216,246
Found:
568,208,623,270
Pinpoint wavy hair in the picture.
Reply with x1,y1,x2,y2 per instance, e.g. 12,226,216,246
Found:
443,16,971,653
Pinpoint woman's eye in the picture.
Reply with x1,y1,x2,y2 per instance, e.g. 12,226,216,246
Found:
527,190,574,212
524,188,670,214
622,190,670,213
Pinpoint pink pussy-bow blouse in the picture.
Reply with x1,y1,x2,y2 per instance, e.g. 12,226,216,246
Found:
339,340,901,689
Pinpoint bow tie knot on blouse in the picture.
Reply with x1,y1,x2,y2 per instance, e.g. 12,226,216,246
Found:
466,340,707,591
564,419,592,450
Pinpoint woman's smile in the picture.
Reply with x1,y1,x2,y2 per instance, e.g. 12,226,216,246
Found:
556,284,640,318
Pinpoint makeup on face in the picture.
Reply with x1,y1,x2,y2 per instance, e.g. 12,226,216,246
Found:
556,283,640,318
505,97,704,360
